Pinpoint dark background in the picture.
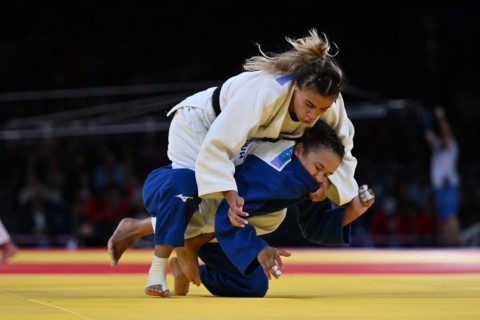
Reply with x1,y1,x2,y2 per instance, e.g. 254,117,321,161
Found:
1,1,479,248
2,2,479,102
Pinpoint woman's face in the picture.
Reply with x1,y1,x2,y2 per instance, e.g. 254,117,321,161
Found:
294,143,341,184
290,82,337,124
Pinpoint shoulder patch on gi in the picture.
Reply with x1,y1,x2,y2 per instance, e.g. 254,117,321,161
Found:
270,146,294,171
248,139,294,172
275,74,294,86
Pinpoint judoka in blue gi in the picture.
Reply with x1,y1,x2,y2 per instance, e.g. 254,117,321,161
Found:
108,120,374,297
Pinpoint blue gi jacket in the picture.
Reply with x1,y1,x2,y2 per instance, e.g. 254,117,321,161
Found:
215,147,351,276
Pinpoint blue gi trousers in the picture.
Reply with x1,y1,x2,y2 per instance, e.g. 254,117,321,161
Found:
143,165,200,246
199,243,269,297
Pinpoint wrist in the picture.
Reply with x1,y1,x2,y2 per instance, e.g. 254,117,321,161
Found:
222,190,238,202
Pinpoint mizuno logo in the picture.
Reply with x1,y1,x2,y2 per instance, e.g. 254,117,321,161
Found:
175,194,194,202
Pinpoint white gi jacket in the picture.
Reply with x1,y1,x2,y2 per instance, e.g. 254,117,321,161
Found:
167,70,357,205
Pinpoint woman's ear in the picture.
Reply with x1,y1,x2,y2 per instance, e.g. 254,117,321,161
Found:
294,142,304,156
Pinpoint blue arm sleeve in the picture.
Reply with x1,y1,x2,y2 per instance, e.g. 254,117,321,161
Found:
215,201,269,275
294,199,351,246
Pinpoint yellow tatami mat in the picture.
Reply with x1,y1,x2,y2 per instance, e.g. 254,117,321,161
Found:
1,248,479,320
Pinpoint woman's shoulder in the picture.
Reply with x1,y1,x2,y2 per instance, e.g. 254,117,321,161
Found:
223,71,293,102
226,71,293,88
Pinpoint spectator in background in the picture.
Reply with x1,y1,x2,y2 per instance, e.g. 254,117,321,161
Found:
370,196,410,247
84,183,131,246
0,218,18,263
18,157,70,246
424,106,461,246
93,149,126,193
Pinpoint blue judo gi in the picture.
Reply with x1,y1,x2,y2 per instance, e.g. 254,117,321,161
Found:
209,142,351,297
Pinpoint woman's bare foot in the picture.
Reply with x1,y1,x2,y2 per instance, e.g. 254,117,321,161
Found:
174,233,213,285
107,217,153,266
144,285,172,297
175,247,201,286
1,242,18,264
169,257,190,296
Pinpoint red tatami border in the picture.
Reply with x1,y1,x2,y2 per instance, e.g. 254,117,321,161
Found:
1,262,480,274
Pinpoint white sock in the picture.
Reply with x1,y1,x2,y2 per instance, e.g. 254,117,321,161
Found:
146,256,169,291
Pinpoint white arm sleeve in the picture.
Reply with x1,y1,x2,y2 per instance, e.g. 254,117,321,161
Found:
195,74,287,199
320,94,359,205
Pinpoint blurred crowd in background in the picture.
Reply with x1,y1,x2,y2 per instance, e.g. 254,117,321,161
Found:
1,101,479,249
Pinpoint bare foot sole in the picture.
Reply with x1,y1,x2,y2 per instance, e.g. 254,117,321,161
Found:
107,218,138,266
169,257,190,296
175,247,200,285
144,285,172,297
